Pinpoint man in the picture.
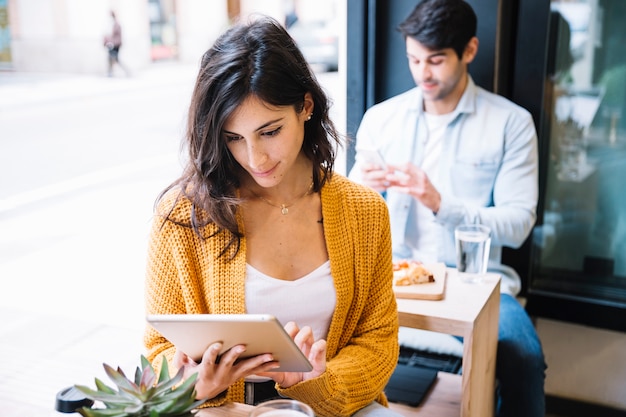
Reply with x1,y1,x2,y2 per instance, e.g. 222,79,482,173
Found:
348,1,546,416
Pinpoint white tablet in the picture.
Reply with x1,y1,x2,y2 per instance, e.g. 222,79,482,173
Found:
146,314,313,372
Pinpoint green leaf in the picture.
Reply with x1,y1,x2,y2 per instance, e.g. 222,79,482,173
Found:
103,363,138,393
159,365,187,390
140,355,152,371
74,385,132,405
139,364,157,392
151,397,178,413
123,402,146,414
77,407,132,417
134,365,143,386
94,378,117,394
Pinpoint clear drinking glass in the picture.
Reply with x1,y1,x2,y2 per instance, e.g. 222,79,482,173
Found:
454,224,492,283
249,399,315,417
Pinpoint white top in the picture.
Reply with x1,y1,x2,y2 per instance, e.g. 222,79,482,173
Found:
245,260,336,341
405,111,456,263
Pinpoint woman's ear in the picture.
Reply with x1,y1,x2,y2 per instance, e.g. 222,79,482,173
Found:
303,92,314,118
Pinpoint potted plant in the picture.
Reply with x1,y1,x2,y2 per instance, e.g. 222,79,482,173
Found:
74,355,207,417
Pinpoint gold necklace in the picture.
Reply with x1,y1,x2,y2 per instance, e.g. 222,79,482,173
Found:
248,182,314,215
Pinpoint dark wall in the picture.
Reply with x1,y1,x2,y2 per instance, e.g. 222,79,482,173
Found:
372,0,506,102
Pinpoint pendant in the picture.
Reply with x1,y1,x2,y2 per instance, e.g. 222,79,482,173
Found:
281,205,289,215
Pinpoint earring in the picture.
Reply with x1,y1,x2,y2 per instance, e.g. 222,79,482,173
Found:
306,113,312,121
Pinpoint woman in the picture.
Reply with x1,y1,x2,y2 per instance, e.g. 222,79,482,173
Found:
144,17,399,417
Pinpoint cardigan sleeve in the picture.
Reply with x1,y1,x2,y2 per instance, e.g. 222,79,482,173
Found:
144,213,183,367
142,197,239,407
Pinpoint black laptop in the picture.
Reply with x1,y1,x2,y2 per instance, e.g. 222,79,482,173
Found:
385,363,438,407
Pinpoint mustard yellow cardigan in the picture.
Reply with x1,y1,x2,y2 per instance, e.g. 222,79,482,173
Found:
144,174,399,417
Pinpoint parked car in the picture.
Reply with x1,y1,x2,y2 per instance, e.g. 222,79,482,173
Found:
288,18,339,72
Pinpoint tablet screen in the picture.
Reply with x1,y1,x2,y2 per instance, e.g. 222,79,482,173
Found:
146,314,313,372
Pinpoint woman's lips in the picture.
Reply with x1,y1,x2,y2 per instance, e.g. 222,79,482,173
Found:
251,165,277,178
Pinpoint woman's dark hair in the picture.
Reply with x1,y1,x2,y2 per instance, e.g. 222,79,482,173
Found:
398,0,477,59
157,16,341,257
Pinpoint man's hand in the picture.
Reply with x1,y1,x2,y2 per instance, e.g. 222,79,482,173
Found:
386,163,441,214
360,162,392,192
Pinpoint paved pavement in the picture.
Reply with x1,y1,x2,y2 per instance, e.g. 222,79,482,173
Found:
0,63,198,416
0,63,344,416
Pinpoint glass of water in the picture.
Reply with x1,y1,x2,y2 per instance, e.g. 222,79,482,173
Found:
454,224,491,283
249,399,315,417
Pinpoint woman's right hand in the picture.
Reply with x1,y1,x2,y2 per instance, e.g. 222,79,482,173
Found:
173,343,280,400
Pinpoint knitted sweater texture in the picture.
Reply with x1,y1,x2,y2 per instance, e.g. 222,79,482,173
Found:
144,174,399,417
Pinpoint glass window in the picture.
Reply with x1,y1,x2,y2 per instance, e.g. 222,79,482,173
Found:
532,0,626,305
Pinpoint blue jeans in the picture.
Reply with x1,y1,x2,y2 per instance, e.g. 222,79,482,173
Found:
494,293,547,417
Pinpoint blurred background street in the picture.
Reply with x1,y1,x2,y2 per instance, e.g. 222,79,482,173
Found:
0,0,345,414
0,62,343,415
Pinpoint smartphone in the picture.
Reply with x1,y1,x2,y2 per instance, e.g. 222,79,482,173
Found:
357,147,387,169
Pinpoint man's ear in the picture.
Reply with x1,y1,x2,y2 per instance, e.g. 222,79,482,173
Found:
463,37,479,64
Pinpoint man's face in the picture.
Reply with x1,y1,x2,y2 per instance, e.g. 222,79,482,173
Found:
405,36,477,114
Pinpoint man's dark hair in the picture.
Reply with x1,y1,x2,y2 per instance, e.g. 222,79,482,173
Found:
398,0,477,59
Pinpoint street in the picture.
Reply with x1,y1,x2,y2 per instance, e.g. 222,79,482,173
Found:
0,62,343,415
0,63,198,328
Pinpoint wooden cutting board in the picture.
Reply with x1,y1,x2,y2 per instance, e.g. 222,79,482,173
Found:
392,262,447,300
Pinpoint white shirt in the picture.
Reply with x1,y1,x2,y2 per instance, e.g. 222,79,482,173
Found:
405,111,456,263
245,260,335,341
349,77,539,295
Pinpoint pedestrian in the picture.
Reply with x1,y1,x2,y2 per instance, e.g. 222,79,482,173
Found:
143,16,401,417
103,10,129,77
349,1,547,416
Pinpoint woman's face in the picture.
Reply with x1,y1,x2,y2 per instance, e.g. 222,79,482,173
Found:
223,94,314,187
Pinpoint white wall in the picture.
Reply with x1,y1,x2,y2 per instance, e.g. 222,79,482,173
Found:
174,0,228,65
239,0,284,22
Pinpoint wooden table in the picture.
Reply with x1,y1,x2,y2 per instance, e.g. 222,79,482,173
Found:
196,269,500,417
395,269,501,417
194,371,462,417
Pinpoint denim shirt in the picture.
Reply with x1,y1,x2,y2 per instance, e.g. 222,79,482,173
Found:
349,77,538,295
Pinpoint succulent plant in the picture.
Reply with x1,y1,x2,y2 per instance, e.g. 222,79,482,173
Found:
74,355,207,417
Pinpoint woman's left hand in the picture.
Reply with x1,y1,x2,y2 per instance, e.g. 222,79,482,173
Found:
256,321,327,388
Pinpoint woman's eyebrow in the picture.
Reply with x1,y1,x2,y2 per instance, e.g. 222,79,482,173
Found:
223,118,284,135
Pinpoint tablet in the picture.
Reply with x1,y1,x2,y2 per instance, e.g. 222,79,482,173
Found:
146,314,313,372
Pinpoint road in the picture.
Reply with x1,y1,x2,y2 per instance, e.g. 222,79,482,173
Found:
0,63,198,329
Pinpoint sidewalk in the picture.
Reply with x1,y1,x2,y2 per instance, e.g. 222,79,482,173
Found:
0,62,198,417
